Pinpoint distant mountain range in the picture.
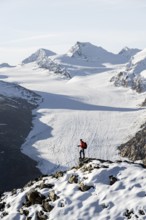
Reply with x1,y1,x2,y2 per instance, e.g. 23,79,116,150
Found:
22,42,141,66
1,42,146,92
0,63,15,68
20,42,142,79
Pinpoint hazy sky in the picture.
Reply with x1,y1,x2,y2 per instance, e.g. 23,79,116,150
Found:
0,0,146,64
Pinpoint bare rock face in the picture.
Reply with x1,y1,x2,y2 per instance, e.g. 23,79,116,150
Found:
49,190,59,202
109,175,118,185
26,189,46,205
37,210,48,220
79,182,94,192
141,98,146,106
110,49,146,93
68,175,78,184
53,171,65,179
42,201,54,212
119,123,146,165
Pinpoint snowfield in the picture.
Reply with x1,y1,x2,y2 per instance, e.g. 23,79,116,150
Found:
0,60,146,174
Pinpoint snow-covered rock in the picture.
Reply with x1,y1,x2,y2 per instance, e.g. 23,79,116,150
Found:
1,159,146,220
37,57,71,79
22,49,71,79
22,48,56,64
119,122,146,163
111,48,146,92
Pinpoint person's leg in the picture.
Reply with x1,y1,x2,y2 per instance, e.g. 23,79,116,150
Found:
80,149,84,158
83,149,85,158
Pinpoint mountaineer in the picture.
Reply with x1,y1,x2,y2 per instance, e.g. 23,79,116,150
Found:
78,139,87,159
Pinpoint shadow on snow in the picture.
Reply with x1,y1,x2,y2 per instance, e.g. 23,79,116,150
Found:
37,91,143,112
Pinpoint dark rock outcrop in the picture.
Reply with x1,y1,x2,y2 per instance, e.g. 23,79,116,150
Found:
109,175,118,185
26,189,46,205
68,174,78,184
119,123,146,165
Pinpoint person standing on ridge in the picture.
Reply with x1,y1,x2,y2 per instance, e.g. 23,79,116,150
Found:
78,139,87,159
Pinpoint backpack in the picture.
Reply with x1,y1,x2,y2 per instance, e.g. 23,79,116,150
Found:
83,142,87,149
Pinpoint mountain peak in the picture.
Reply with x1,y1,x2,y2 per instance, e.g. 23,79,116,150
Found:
67,41,113,61
22,48,56,64
118,47,141,58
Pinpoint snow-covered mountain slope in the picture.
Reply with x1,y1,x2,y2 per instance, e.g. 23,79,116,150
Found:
67,41,117,62
1,159,146,220
21,49,71,79
118,47,141,60
21,42,140,78
65,42,139,64
50,42,140,77
50,42,116,77
111,48,146,92
22,48,56,64
0,62,146,175
0,80,41,106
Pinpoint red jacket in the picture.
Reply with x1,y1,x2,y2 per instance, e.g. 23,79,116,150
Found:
80,140,86,149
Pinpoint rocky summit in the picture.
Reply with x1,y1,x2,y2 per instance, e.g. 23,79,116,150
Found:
1,159,146,220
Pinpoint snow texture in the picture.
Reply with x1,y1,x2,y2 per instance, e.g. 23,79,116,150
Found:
1,159,146,220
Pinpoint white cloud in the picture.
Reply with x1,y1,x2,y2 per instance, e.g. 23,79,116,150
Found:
0,33,62,45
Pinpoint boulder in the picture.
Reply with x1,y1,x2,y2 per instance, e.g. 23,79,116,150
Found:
109,175,118,185
26,189,46,205
68,175,78,184
42,201,54,212
79,182,94,192
37,210,48,220
49,190,59,202
53,171,64,179
39,181,54,190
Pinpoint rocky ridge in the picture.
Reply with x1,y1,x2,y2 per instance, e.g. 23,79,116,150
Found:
37,57,71,79
22,48,71,79
119,122,146,165
1,159,146,219
118,47,141,60
110,48,146,93
0,80,42,106
22,49,56,64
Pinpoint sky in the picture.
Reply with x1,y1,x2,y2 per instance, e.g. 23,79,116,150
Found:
0,0,146,65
